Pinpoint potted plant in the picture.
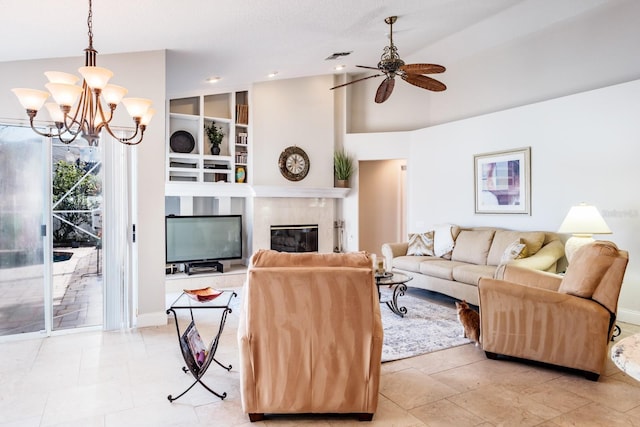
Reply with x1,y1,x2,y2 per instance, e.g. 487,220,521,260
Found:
334,149,356,188
205,122,224,155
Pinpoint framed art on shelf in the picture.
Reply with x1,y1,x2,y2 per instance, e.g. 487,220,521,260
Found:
474,147,531,215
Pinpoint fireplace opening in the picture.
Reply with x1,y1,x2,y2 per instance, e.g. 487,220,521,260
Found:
270,224,318,253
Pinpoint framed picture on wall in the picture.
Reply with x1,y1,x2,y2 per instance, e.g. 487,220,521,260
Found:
474,147,531,214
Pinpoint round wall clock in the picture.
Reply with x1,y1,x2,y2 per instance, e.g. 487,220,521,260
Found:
278,146,310,181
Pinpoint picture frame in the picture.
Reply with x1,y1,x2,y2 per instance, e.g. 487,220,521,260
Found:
474,147,531,214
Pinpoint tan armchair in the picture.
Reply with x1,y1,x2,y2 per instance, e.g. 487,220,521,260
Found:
478,241,628,380
237,250,383,422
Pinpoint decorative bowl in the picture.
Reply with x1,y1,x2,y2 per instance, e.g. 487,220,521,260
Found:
184,287,222,302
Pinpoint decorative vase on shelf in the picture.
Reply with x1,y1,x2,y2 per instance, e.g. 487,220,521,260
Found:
211,145,221,155
336,179,348,188
236,166,246,183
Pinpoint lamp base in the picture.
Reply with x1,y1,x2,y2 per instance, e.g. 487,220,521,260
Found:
564,235,594,264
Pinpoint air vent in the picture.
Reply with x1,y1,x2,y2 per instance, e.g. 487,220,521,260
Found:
325,51,352,60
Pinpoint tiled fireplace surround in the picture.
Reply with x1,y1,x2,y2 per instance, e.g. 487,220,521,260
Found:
253,197,336,254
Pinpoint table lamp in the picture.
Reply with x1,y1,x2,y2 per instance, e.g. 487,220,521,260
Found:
558,203,611,263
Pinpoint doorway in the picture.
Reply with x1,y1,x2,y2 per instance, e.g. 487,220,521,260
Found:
358,159,406,256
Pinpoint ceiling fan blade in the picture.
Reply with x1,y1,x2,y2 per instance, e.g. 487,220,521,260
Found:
402,74,447,92
356,65,382,71
330,73,383,90
400,63,446,74
375,78,395,103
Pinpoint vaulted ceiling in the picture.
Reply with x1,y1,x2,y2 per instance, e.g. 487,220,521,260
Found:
1,0,625,97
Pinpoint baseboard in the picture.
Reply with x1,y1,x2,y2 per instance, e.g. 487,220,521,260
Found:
617,308,640,326
135,311,167,328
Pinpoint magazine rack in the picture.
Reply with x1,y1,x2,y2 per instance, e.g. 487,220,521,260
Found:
166,289,237,402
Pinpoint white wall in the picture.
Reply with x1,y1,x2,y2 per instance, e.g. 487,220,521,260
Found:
0,50,167,326
345,79,640,324
252,75,335,187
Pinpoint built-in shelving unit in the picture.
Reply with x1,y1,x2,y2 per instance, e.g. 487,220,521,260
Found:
166,90,250,185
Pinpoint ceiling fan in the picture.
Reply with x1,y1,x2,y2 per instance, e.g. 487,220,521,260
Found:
330,16,447,103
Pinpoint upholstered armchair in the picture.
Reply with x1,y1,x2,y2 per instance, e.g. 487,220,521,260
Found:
478,241,628,380
237,250,383,422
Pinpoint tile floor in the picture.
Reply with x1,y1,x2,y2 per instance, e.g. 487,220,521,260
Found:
1,288,640,426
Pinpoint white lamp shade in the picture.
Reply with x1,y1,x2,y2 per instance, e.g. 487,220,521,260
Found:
11,88,50,111
45,83,83,107
44,102,65,122
102,84,128,105
78,66,114,90
558,203,612,236
140,107,156,126
44,71,80,85
122,98,152,118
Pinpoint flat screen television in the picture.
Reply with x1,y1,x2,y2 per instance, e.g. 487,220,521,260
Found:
165,215,243,264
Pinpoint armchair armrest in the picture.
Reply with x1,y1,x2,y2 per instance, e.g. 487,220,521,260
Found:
478,277,611,376
381,242,408,270
509,239,565,272
501,265,562,291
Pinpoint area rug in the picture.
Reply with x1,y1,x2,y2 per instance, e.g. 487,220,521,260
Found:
228,288,471,363
378,289,472,362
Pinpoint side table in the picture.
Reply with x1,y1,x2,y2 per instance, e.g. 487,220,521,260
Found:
166,289,237,402
611,333,640,381
375,272,412,317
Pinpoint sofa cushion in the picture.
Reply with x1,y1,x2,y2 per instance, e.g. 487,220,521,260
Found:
452,264,497,285
419,260,468,280
406,231,435,256
392,255,434,273
559,241,621,298
433,224,457,259
486,230,546,265
451,230,496,265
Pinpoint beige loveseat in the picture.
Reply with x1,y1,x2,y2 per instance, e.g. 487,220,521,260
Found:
381,226,565,306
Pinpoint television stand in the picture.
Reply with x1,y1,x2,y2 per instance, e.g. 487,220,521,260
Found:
185,261,224,275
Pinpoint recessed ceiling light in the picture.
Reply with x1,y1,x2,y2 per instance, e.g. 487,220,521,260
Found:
206,76,221,83
334,64,346,71
267,72,278,78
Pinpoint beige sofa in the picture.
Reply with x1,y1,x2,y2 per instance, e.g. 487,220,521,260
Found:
237,249,383,422
381,226,565,306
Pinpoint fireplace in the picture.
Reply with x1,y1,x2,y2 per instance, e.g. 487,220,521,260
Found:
270,224,319,253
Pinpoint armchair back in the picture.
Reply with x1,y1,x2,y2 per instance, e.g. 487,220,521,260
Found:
237,250,383,420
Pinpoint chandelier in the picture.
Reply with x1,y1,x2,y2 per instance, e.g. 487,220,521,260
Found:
11,0,154,146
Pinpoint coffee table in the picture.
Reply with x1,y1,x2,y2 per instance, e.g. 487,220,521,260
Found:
375,271,412,317
611,333,640,382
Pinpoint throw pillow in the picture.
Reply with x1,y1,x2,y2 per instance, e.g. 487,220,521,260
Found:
500,239,529,265
433,224,456,259
406,231,435,256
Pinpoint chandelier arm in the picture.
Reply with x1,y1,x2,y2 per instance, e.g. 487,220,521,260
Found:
101,121,144,145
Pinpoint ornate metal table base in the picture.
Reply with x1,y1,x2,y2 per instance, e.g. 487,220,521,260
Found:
375,272,412,317
166,290,237,402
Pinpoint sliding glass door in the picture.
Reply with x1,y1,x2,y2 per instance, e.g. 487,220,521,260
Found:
0,125,47,336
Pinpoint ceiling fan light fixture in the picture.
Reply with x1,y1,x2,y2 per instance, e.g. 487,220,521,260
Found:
328,15,446,103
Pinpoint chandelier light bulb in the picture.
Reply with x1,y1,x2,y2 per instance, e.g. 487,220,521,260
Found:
122,97,152,119
44,102,65,123
140,108,156,126
78,66,114,90
44,71,80,85
11,88,49,111
102,84,128,105
45,83,83,107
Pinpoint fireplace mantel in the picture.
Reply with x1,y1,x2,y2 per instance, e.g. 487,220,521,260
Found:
252,185,349,199
166,182,350,199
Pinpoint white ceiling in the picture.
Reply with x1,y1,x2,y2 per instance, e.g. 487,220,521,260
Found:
0,0,616,96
